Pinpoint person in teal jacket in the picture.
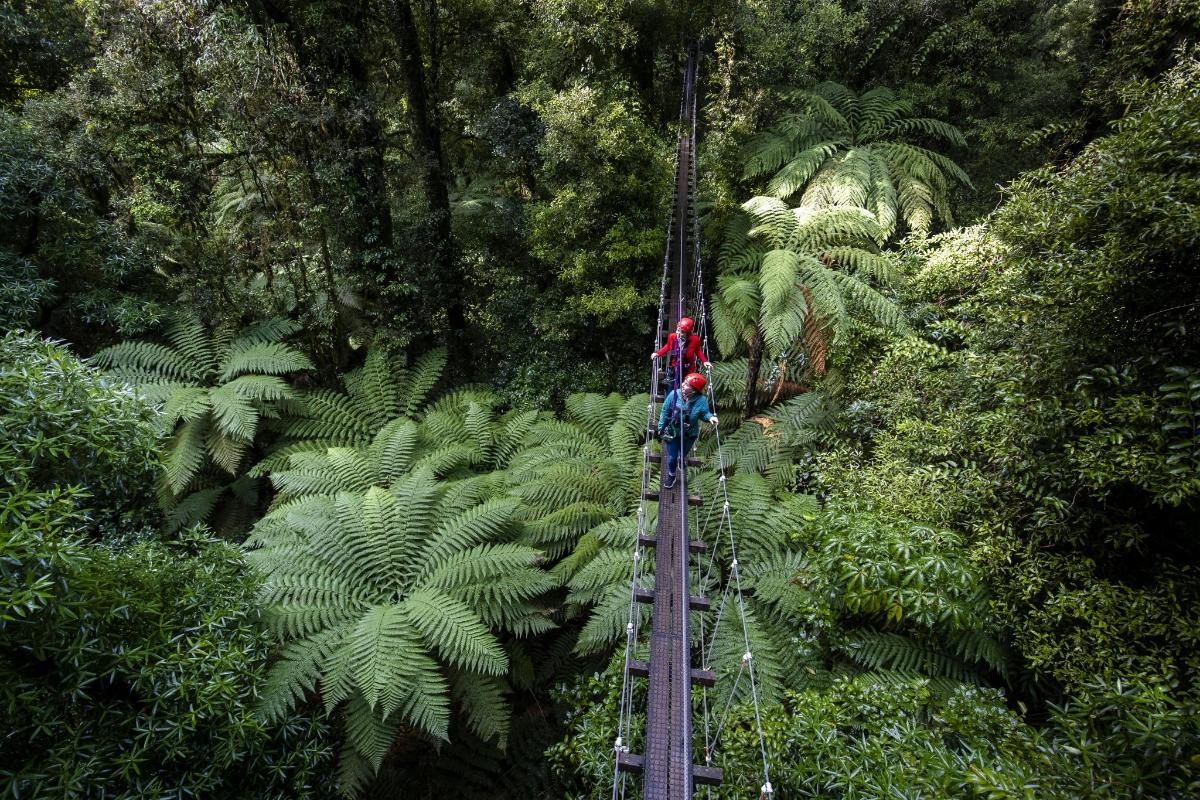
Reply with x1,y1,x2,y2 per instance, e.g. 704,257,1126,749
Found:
657,372,718,488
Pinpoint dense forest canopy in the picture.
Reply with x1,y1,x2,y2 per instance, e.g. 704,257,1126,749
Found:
2,0,1199,797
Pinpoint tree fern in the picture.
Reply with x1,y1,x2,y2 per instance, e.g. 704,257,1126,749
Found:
743,82,970,242
717,199,906,402
92,314,312,530
259,346,447,473
264,385,538,508
247,468,559,784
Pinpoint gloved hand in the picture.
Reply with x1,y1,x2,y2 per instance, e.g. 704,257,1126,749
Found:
703,361,712,371
650,352,660,360
709,416,719,427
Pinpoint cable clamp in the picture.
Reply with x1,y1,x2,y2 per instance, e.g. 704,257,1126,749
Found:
723,501,730,512
626,622,634,637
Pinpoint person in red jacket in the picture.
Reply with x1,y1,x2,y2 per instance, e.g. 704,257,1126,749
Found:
651,317,710,388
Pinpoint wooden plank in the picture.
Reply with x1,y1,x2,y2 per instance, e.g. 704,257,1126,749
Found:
637,534,707,553
693,764,724,786
617,752,644,774
628,660,715,687
645,492,703,506
633,589,711,612
614,753,722,788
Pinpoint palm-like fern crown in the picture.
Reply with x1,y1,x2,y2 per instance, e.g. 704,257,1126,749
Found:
260,347,447,468
264,389,540,507
92,315,313,497
714,200,906,359
743,82,971,241
504,392,649,560
247,467,559,793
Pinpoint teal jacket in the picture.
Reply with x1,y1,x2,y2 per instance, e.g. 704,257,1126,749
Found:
658,390,714,442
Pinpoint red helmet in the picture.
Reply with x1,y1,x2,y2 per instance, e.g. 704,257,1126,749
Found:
676,317,695,334
683,372,707,392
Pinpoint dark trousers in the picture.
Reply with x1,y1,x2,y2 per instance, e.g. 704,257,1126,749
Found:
664,431,697,478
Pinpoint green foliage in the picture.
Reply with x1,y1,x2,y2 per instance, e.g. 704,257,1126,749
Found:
0,252,53,329
507,392,647,558
0,332,160,536
0,335,333,797
93,315,313,531
6,3,1200,798
260,347,539,508
743,82,970,241
0,106,165,346
256,346,448,475
1,530,336,798
716,201,905,361
552,669,1200,799
819,58,1200,707
247,468,558,793
549,442,1002,701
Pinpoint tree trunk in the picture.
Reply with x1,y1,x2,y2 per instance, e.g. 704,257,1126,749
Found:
386,0,469,354
744,325,765,418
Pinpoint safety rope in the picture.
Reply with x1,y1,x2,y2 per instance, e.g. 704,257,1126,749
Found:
695,220,775,798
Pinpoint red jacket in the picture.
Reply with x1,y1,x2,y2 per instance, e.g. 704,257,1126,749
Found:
654,332,708,373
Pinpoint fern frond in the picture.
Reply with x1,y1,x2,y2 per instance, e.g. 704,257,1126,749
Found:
343,691,403,772
209,383,258,441
225,374,295,402
230,317,301,348
452,673,511,747
573,585,645,655
418,500,523,579
402,589,507,675
164,416,210,495
220,341,313,381
399,347,447,416
91,341,195,382
842,630,978,683
369,417,421,483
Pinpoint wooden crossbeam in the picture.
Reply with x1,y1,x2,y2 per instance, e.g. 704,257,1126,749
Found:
627,660,716,687
644,492,703,506
637,534,706,553
633,588,710,612
616,753,724,787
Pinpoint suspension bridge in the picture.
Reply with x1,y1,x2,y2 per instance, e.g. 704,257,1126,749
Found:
609,44,773,800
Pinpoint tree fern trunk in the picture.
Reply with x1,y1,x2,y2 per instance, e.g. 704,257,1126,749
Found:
745,325,765,418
